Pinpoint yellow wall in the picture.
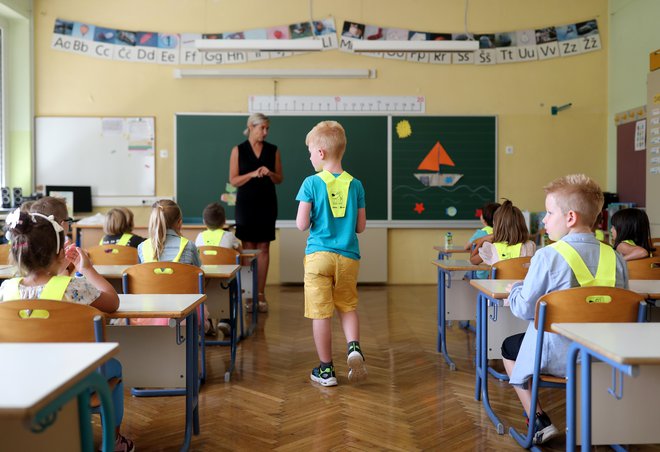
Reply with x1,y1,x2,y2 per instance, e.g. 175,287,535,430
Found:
31,0,609,283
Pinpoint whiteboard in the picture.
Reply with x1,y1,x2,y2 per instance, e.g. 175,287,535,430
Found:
36,117,155,198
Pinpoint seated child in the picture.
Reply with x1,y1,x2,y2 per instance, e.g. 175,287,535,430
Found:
470,199,536,266
464,202,500,250
30,196,74,275
194,202,241,251
592,211,606,242
501,174,628,445
0,209,134,451
610,208,655,261
99,208,146,248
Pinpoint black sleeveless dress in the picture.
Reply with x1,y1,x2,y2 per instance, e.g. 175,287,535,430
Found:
235,140,278,242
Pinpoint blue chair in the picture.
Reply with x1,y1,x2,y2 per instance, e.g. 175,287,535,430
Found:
0,299,117,452
509,286,646,450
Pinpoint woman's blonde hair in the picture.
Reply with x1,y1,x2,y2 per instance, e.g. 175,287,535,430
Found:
147,199,182,261
243,113,270,137
103,208,129,235
492,199,529,245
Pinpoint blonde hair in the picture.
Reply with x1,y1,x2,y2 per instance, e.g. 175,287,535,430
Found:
243,113,270,137
30,196,69,224
492,199,529,245
147,199,182,261
305,120,347,159
543,174,603,227
103,208,130,235
119,207,135,231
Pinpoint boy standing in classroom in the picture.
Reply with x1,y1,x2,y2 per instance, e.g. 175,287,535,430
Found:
501,174,628,445
295,120,368,387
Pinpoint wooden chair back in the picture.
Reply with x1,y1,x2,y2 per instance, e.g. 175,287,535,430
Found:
86,245,139,265
491,256,532,280
626,256,660,280
534,286,645,332
122,261,204,294
0,243,10,265
651,237,660,248
197,246,239,265
0,299,104,342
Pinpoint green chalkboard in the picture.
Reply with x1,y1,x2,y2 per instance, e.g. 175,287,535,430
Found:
391,116,496,221
176,114,388,222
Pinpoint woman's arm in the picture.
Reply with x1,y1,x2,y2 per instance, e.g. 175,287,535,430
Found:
229,146,259,187
268,150,284,184
296,201,311,231
616,242,649,261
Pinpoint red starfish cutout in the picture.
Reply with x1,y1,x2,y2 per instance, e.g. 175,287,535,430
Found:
413,202,425,214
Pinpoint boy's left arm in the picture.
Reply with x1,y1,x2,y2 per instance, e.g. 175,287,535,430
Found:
356,207,366,233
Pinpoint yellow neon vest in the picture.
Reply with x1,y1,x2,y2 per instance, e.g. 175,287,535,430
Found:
482,226,493,234
550,241,616,287
141,237,188,263
201,229,225,246
594,230,605,241
5,275,72,301
622,239,636,246
493,242,522,260
99,233,133,246
316,170,353,218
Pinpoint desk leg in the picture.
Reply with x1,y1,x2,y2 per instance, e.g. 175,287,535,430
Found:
580,350,592,451
183,310,200,451
225,278,238,382
250,257,258,333
566,343,580,452
437,268,456,370
474,292,482,401
480,293,504,434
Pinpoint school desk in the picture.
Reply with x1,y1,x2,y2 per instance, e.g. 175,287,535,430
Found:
105,293,205,451
239,249,259,336
469,279,660,435
0,342,118,452
0,264,17,279
431,259,489,370
433,245,470,260
553,322,660,450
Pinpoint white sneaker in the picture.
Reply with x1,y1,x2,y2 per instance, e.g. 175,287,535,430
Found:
347,350,368,382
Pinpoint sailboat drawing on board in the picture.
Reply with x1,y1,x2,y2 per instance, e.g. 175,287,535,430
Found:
414,140,463,187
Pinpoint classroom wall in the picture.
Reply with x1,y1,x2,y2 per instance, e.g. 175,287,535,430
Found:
0,0,32,190
607,0,660,194
30,0,610,284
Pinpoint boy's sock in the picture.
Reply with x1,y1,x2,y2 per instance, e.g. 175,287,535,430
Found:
310,361,337,387
347,342,368,382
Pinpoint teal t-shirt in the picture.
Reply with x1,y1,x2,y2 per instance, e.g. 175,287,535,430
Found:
296,172,366,260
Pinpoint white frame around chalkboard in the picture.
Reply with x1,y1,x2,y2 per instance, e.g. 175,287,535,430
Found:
36,117,155,205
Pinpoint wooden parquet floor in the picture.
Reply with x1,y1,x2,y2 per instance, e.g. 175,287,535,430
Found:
102,285,660,451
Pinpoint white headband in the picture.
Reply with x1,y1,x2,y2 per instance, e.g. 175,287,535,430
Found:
6,208,65,252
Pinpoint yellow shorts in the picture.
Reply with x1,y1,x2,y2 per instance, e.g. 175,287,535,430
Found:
304,251,360,319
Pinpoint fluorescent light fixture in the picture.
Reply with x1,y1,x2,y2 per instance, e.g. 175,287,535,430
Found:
352,40,479,53
194,39,324,52
174,68,376,79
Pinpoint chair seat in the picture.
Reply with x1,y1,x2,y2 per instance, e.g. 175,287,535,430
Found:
539,374,566,385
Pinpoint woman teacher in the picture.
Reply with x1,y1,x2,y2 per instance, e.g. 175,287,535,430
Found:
229,113,283,312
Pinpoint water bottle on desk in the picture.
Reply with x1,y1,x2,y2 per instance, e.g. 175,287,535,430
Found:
444,232,453,249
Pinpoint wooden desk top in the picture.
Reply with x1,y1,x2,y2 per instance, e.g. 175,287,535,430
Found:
432,259,490,272
0,343,118,419
94,264,240,280
433,245,470,254
0,265,17,279
629,280,660,300
551,323,660,365
109,293,207,319
469,279,517,299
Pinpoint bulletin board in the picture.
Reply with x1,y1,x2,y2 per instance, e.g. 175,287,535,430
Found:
36,117,155,197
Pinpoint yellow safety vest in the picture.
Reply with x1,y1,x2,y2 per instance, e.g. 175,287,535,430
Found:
622,239,636,246
316,170,353,218
550,241,616,287
482,226,493,234
594,230,605,241
201,229,225,246
5,275,72,301
141,237,188,263
493,242,522,260
99,233,133,246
